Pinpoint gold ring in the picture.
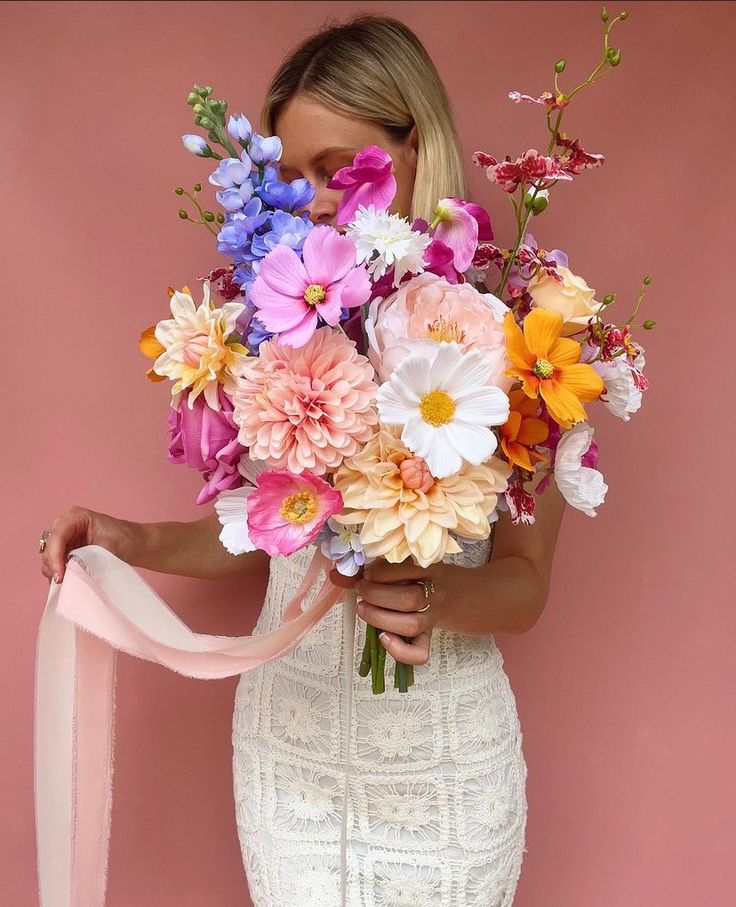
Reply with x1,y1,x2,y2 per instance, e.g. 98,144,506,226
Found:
38,529,51,554
416,578,435,612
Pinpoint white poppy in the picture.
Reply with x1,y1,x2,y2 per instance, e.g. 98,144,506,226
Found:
214,486,256,555
554,424,607,517
376,342,510,479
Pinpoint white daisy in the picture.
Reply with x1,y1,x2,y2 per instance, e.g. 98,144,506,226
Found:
376,342,510,479
214,486,256,554
346,205,430,287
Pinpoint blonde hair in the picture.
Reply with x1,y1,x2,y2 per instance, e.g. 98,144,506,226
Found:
261,15,466,223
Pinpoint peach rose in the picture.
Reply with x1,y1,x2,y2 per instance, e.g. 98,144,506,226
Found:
527,266,605,337
366,272,513,391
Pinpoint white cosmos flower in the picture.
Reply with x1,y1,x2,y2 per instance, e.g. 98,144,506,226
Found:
554,424,607,517
214,486,256,555
598,350,646,421
376,342,510,479
346,205,430,287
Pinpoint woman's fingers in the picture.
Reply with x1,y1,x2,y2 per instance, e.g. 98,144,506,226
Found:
40,508,88,583
355,578,426,612
378,631,431,666
356,600,430,638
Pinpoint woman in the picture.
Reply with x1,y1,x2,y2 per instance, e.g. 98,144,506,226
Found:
39,15,566,907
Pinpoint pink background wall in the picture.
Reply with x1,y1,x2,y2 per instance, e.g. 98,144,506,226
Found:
2,1,733,904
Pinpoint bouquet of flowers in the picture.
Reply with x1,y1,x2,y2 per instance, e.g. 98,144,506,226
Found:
140,8,652,693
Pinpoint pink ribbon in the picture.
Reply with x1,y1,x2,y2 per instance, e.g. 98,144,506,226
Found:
34,544,344,906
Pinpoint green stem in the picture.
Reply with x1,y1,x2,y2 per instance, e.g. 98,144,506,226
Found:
359,633,371,677
375,641,386,695
395,660,409,694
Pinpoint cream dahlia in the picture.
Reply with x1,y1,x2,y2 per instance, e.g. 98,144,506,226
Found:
333,427,511,568
230,326,378,475
152,282,247,409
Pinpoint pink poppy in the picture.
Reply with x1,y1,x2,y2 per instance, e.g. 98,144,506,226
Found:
327,145,397,225
246,470,343,557
250,225,371,348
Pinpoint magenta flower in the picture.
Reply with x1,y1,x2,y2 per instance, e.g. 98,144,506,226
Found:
246,470,343,556
473,149,573,193
423,238,461,283
167,388,246,505
556,134,605,174
327,145,397,225
250,225,371,348
429,198,480,272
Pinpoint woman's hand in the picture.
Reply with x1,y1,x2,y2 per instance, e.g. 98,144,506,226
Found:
39,506,139,584
346,560,450,666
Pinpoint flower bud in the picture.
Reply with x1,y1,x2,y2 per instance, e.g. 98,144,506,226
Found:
643,319,656,330
554,58,566,73
619,10,629,20
216,213,225,224
174,187,184,196
202,86,213,97
193,103,206,115
602,293,615,305
609,49,622,66
178,209,189,219
199,116,215,130
181,133,209,156
523,184,550,214
601,6,609,21
643,275,652,285
203,211,215,222
186,92,199,107
194,181,202,193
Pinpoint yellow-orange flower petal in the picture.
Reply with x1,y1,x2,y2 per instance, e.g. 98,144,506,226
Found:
139,324,165,360
503,312,535,370
557,363,604,402
522,308,565,359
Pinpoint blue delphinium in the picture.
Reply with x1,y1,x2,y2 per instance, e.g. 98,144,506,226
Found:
319,518,366,577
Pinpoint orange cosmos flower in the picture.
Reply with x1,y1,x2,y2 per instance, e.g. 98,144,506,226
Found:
501,389,549,472
503,308,604,429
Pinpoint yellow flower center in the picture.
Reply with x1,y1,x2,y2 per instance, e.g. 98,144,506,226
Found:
426,318,467,344
303,284,326,306
532,358,554,379
279,491,318,524
419,390,456,426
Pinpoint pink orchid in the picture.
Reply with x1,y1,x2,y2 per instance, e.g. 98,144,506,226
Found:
250,225,371,348
430,198,481,272
327,145,397,225
556,134,605,174
423,237,461,283
508,90,568,111
246,470,343,556
473,149,573,193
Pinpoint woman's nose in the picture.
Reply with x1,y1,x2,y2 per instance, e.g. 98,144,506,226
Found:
308,187,340,226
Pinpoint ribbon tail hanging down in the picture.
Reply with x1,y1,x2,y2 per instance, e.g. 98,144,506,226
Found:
34,544,342,907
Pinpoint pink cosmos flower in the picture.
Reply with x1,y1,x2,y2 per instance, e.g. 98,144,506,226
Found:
231,326,378,475
167,388,247,505
250,225,371,348
473,149,573,193
556,134,605,174
327,145,397,225
430,198,493,272
247,470,343,556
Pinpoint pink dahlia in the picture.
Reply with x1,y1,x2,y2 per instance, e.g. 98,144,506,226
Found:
247,470,343,557
250,225,371,348
231,326,378,475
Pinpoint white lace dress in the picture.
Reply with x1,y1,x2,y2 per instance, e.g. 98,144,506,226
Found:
232,536,528,906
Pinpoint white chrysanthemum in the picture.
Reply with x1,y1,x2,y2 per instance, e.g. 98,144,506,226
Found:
153,281,247,410
347,205,430,287
554,424,607,517
214,486,256,555
376,342,510,479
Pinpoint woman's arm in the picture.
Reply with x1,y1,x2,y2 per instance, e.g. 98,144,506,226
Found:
129,512,270,579
351,479,567,664
41,506,269,583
